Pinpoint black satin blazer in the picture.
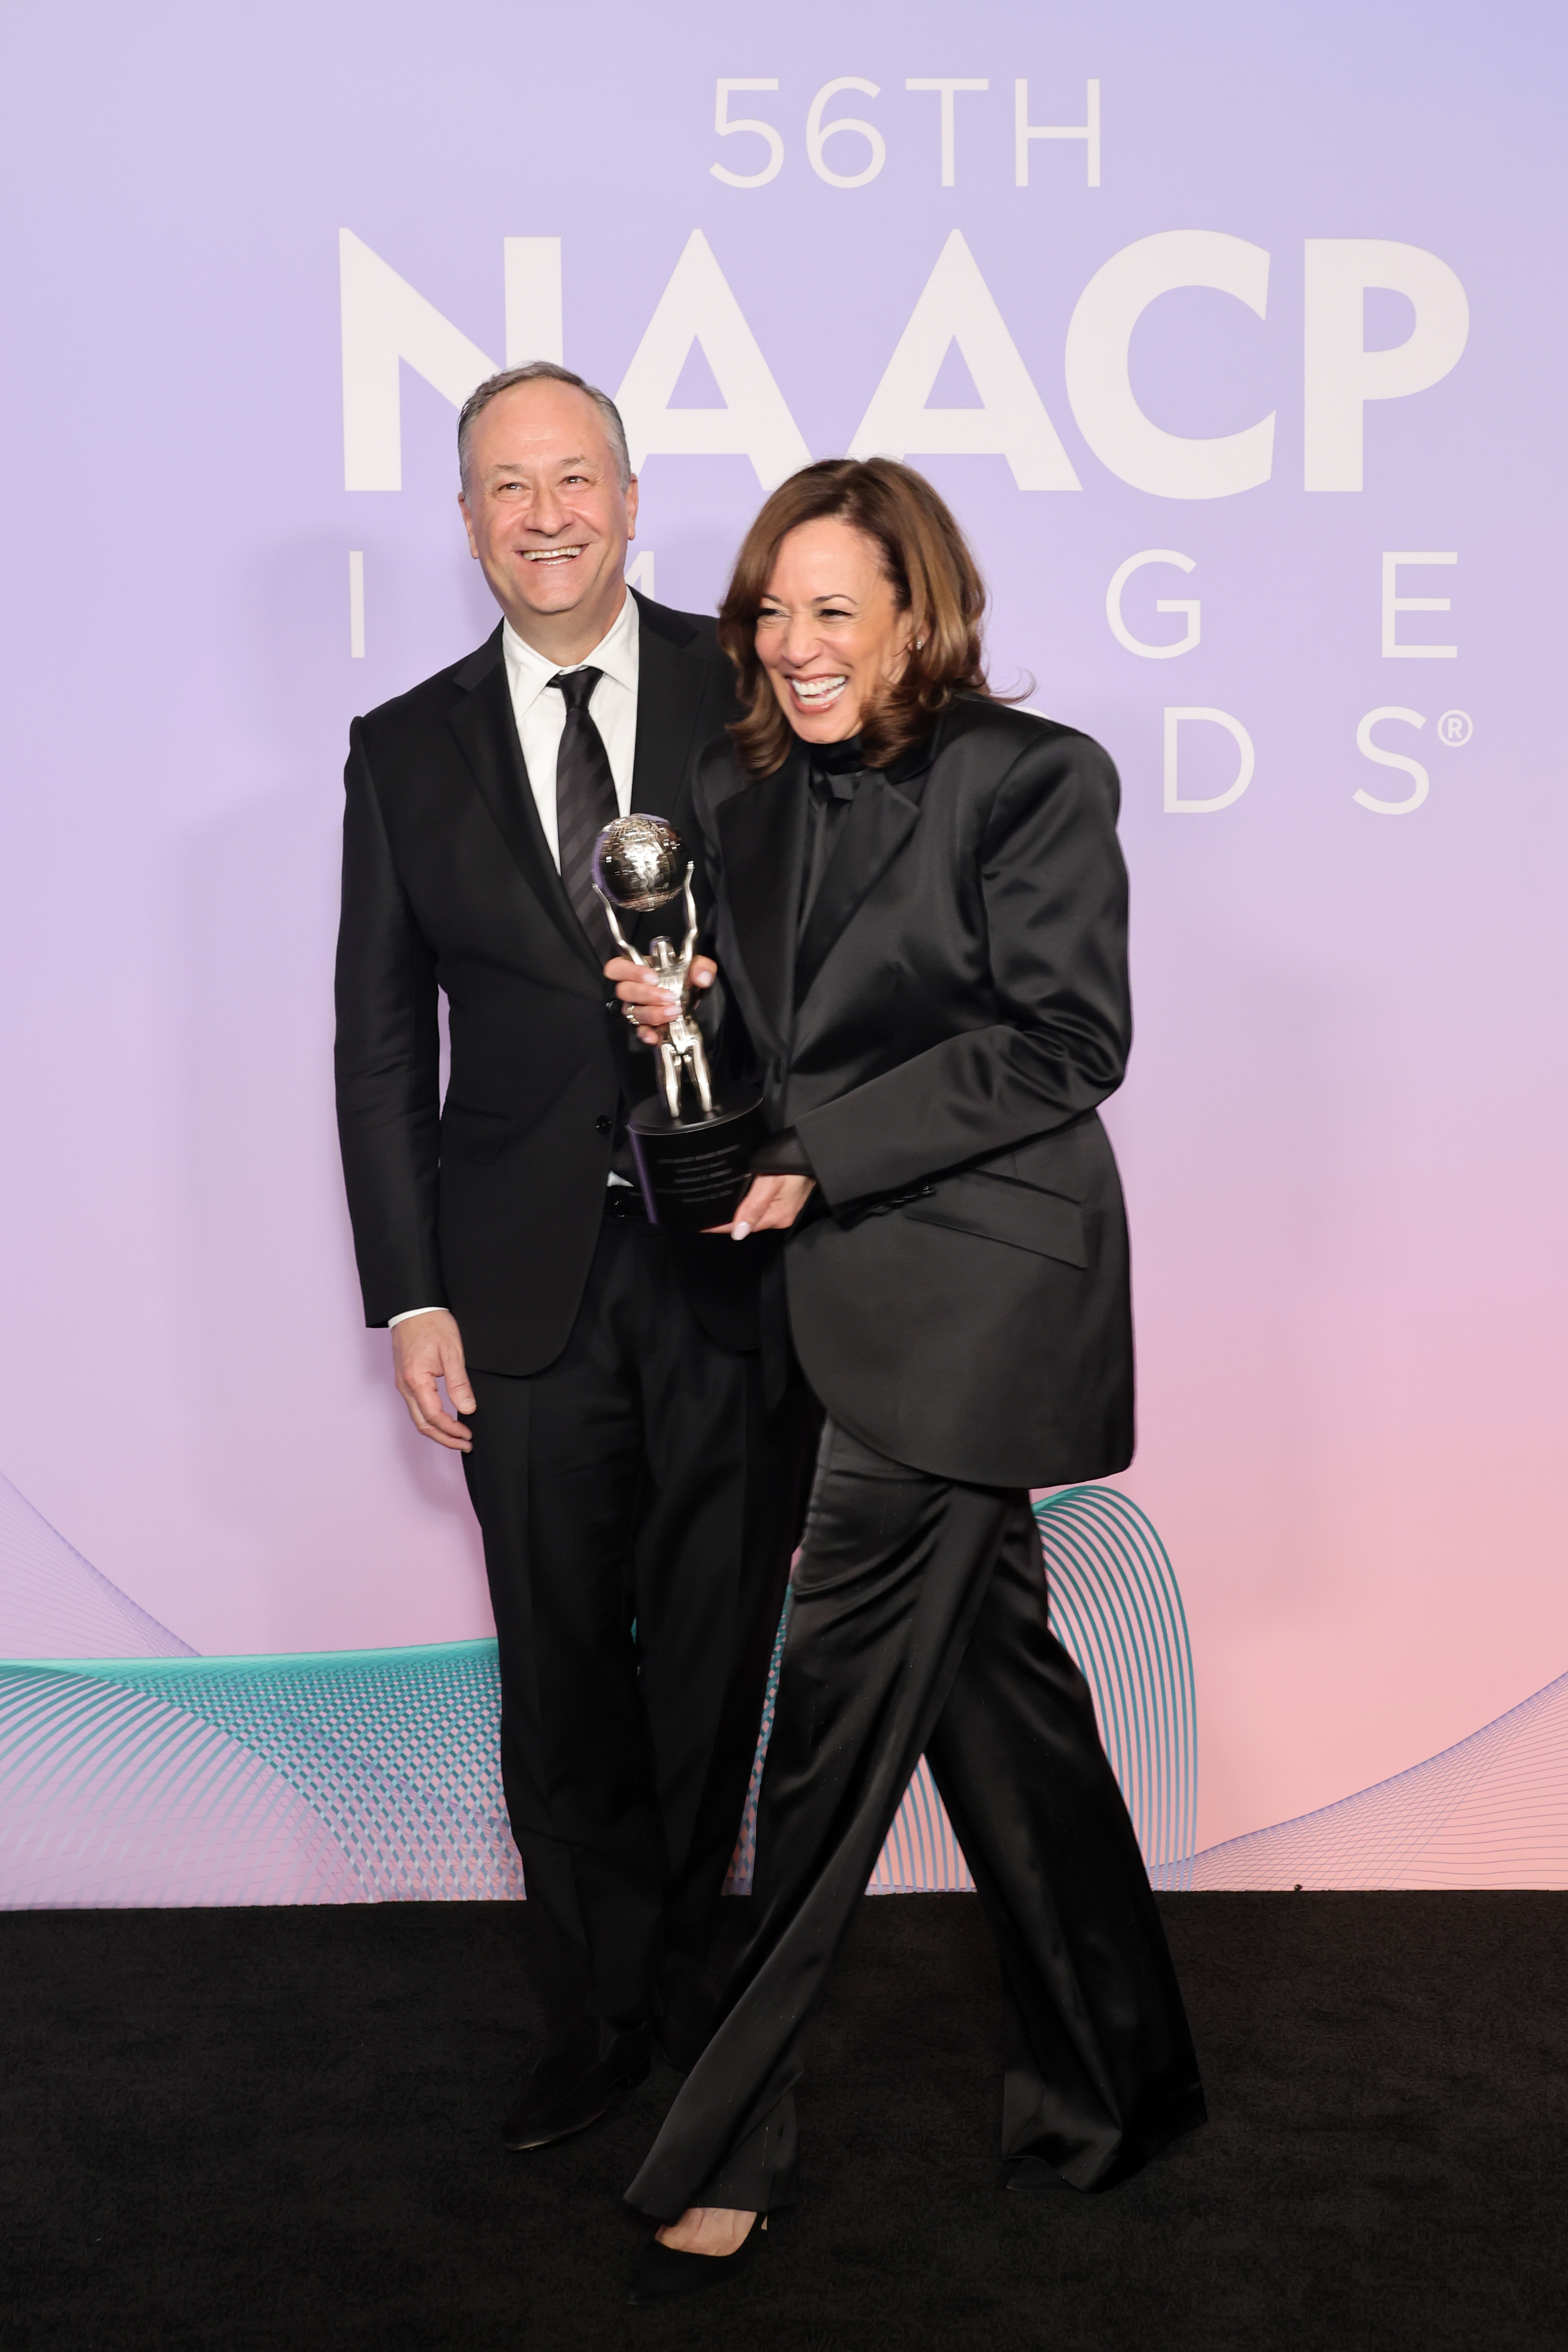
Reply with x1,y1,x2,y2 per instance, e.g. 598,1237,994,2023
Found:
695,695,1135,1488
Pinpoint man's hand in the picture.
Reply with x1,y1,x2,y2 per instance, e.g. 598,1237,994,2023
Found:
607,953,716,1046
708,1174,815,1238
392,1310,476,1452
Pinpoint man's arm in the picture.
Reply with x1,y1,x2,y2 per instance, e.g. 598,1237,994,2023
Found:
334,720,448,1319
335,723,474,1448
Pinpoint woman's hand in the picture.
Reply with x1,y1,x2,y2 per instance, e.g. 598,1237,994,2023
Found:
605,953,715,1046
708,1173,815,1238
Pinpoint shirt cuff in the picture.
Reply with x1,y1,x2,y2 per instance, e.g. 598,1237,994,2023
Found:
750,1126,814,1177
388,1307,444,1327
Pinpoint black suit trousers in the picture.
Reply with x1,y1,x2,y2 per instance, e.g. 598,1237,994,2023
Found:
625,1421,1205,2217
463,1210,814,2036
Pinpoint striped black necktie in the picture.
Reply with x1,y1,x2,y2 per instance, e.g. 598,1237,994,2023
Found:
551,666,618,961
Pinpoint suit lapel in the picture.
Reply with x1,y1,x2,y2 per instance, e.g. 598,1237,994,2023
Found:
714,745,809,1059
446,632,602,981
629,595,707,821
794,776,921,1006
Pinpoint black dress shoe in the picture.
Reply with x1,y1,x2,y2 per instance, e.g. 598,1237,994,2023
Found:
628,2218,764,2304
502,2018,651,2152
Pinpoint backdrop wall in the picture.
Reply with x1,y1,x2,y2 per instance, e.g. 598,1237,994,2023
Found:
1,0,1563,1876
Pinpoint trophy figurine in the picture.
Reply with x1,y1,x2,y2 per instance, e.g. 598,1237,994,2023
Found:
593,815,767,1230
595,820,713,1121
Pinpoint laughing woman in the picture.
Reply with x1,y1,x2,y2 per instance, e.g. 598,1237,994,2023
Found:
612,459,1205,2302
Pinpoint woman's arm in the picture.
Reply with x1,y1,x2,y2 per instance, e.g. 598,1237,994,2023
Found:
793,730,1131,1208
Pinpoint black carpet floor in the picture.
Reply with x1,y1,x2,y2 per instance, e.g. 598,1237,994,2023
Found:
2,1892,1564,2351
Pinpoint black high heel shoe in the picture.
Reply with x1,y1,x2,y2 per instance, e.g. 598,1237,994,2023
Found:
627,2215,766,2305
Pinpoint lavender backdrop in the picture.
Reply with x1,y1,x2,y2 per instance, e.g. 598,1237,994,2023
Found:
1,0,1563,1869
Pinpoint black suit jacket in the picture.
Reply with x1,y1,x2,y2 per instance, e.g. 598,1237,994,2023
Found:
334,592,766,1374
694,695,1136,1488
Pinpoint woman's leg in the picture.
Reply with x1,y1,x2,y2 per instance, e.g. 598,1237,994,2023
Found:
925,1499,1206,2191
625,1421,1016,2222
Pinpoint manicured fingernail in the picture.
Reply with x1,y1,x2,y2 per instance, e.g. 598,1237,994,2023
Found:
732,1222,751,1239
695,970,712,985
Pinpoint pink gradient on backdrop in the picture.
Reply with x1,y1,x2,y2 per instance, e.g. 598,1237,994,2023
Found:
0,0,1564,1858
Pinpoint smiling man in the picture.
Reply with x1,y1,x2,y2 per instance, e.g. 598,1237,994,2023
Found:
334,364,816,2154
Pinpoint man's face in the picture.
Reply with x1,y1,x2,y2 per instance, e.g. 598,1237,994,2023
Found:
458,382,638,640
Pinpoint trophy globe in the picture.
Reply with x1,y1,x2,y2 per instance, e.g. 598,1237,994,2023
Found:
591,815,765,1231
592,815,684,915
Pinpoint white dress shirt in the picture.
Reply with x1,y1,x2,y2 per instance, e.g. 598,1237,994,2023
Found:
502,589,641,860
390,592,642,1328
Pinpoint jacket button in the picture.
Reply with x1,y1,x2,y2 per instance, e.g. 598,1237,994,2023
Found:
595,1114,612,1134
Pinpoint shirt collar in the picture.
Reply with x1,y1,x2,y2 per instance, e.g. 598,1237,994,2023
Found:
810,733,867,802
502,587,641,710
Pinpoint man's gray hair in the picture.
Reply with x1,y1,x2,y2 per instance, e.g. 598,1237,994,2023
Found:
457,362,633,495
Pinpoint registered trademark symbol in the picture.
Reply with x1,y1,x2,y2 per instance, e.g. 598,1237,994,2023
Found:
1436,710,1473,746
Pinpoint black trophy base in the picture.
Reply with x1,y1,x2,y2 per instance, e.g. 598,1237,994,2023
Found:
627,1089,768,1231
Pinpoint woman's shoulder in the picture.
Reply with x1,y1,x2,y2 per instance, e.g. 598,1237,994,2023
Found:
693,732,750,803
936,695,1116,784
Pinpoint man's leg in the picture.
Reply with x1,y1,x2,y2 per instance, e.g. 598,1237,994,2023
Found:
463,1218,663,2046
625,1253,817,2060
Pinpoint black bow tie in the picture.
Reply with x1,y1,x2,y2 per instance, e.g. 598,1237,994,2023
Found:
815,735,866,776
812,735,867,801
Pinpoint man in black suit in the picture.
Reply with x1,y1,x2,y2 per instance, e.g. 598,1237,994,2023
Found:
334,363,814,2151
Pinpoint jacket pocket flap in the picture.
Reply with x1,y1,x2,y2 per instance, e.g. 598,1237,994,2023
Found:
999,1127,1090,1200
902,1171,1088,1267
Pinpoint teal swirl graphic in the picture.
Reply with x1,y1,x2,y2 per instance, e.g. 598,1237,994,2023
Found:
871,1487,1198,1891
0,1477,1197,1905
1035,1487,1198,1889
6,1462,1563,1899
0,1643,522,1907
1188,1664,1568,1889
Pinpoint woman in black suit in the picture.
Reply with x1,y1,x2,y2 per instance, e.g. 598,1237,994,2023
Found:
611,460,1204,2300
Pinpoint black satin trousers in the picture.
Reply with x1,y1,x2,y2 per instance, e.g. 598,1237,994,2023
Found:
625,1421,1206,2219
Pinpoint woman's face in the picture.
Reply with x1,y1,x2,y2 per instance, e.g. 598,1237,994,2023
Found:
754,517,914,745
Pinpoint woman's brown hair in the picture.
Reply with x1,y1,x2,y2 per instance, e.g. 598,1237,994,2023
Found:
717,458,992,776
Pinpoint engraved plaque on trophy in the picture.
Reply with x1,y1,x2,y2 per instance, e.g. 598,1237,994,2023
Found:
593,815,767,1231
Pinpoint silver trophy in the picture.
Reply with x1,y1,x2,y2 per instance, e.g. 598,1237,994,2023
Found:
592,815,766,1229
592,815,714,1120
